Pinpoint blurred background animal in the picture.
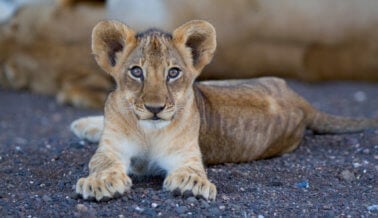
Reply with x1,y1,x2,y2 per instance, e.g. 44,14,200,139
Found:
1,0,378,109
0,0,112,108
109,0,378,81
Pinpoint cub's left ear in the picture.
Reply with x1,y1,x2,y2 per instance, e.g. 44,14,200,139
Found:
173,20,216,73
92,20,136,76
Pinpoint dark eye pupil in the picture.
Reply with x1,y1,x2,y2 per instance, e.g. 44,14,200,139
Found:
130,67,143,78
168,68,180,79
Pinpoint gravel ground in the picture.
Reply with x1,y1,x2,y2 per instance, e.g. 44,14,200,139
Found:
0,80,378,217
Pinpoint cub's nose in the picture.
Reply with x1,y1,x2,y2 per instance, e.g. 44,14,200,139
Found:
144,104,165,114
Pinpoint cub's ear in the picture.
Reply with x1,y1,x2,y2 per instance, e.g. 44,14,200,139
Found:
92,20,136,75
173,20,216,73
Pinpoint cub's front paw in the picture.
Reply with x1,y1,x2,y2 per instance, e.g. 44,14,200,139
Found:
70,116,103,143
76,170,132,201
163,173,217,200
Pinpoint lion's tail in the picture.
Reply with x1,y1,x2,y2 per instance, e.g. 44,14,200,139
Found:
307,110,378,134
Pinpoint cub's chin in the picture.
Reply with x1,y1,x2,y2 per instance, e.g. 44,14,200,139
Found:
138,119,171,130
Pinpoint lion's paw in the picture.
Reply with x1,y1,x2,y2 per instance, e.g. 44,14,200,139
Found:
70,116,103,143
75,170,132,201
163,173,217,200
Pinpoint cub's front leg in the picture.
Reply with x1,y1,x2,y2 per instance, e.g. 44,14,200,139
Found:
75,127,134,201
162,141,217,200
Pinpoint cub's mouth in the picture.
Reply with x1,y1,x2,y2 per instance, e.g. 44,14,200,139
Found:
136,105,174,129
151,114,162,121
138,119,171,130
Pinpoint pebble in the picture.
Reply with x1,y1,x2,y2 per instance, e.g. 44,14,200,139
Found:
143,208,157,216
296,181,309,188
164,199,175,207
352,162,362,168
135,206,144,212
219,205,226,210
151,202,158,208
42,195,52,202
340,170,356,182
200,199,210,208
367,205,378,211
175,206,187,214
186,197,198,204
76,204,88,212
208,207,221,216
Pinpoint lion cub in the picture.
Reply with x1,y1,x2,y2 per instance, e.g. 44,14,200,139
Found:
71,20,378,201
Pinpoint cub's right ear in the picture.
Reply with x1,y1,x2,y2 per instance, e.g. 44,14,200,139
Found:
92,20,136,75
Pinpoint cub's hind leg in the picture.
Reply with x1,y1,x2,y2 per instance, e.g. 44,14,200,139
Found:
71,116,104,143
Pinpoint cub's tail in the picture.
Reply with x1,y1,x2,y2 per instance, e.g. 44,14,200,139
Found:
307,111,378,134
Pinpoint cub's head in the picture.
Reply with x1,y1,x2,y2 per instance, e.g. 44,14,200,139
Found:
92,20,216,126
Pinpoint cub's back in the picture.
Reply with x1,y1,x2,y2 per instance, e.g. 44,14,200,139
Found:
194,77,310,164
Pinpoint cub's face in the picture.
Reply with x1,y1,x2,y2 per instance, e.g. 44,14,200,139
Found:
120,31,194,123
91,20,216,126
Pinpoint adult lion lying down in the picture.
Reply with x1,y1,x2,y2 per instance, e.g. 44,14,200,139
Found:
0,0,112,108
70,20,378,201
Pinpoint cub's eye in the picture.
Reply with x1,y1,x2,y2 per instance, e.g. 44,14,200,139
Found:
129,66,144,80
167,67,181,81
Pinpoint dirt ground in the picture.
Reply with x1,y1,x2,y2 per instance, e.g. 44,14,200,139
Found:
0,80,377,217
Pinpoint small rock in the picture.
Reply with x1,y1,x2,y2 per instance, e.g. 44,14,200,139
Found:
340,170,356,182
367,204,378,211
208,207,221,216
135,206,144,212
164,199,175,207
175,206,187,214
186,197,198,204
200,199,210,208
151,202,158,208
219,205,226,210
295,180,309,188
42,195,52,202
15,146,22,152
143,208,157,216
353,162,362,168
76,204,88,212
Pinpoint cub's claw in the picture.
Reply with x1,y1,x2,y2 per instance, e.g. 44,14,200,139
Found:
163,173,217,200
75,170,132,201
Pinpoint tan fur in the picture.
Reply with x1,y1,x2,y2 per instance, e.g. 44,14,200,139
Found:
112,0,378,82
72,20,378,201
1,1,378,110
0,1,111,108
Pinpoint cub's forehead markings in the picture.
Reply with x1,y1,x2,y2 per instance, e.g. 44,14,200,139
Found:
139,58,144,67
